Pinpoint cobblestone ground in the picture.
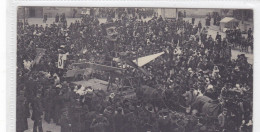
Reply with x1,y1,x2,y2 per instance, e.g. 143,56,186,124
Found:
21,17,253,132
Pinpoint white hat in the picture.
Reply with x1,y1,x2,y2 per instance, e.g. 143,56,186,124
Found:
207,84,213,90
109,93,115,98
56,84,62,88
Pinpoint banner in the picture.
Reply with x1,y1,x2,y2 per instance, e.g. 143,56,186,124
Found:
58,54,67,69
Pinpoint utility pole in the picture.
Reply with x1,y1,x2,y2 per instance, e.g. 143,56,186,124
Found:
241,9,244,24
176,8,178,20
23,7,26,29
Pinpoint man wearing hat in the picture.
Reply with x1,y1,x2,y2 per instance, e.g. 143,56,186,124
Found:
90,113,110,132
43,85,53,123
60,106,72,132
17,90,28,132
218,108,228,131
103,106,114,132
192,18,195,24
31,93,43,132
43,13,48,23
55,13,60,23
215,32,222,43
157,108,172,132
114,107,125,132
198,21,202,32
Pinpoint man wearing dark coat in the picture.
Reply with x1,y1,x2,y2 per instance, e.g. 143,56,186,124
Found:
31,93,43,132
90,114,110,132
192,18,195,24
43,14,48,23
16,90,28,132
215,32,222,43
114,107,125,132
55,13,60,23
60,107,72,132
198,21,202,32
248,28,253,39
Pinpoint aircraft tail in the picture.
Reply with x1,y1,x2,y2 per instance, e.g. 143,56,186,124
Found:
125,59,151,76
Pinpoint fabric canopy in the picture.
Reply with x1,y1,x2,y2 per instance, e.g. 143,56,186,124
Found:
220,17,239,23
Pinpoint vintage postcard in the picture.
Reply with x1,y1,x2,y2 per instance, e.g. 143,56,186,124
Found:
7,0,260,132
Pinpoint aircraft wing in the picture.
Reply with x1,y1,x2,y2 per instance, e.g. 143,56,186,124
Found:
71,62,124,71
66,69,87,77
133,52,165,67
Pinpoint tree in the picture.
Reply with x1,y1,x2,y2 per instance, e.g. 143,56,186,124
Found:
222,9,229,17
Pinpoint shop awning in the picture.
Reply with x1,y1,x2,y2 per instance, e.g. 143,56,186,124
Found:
220,17,239,23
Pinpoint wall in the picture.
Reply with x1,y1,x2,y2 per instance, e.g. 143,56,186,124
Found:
34,7,43,18
178,9,222,18
156,8,177,19
17,7,24,19
43,7,73,18
164,9,177,18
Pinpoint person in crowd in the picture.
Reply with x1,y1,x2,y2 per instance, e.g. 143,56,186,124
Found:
31,92,44,132
248,28,253,39
16,89,28,132
90,113,110,132
218,108,228,130
60,107,72,132
198,21,202,32
43,13,47,23
73,9,77,18
55,13,59,23
225,28,253,52
192,18,195,24
215,32,222,43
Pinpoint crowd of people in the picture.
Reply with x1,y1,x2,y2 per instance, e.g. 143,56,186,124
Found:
225,28,253,53
205,11,254,53
212,13,221,26
17,8,253,132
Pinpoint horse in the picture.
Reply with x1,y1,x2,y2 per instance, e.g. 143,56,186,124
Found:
135,85,165,112
182,89,224,131
163,87,187,112
182,90,222,118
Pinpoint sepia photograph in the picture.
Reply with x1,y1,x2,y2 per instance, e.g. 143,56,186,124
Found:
16,7,253,132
